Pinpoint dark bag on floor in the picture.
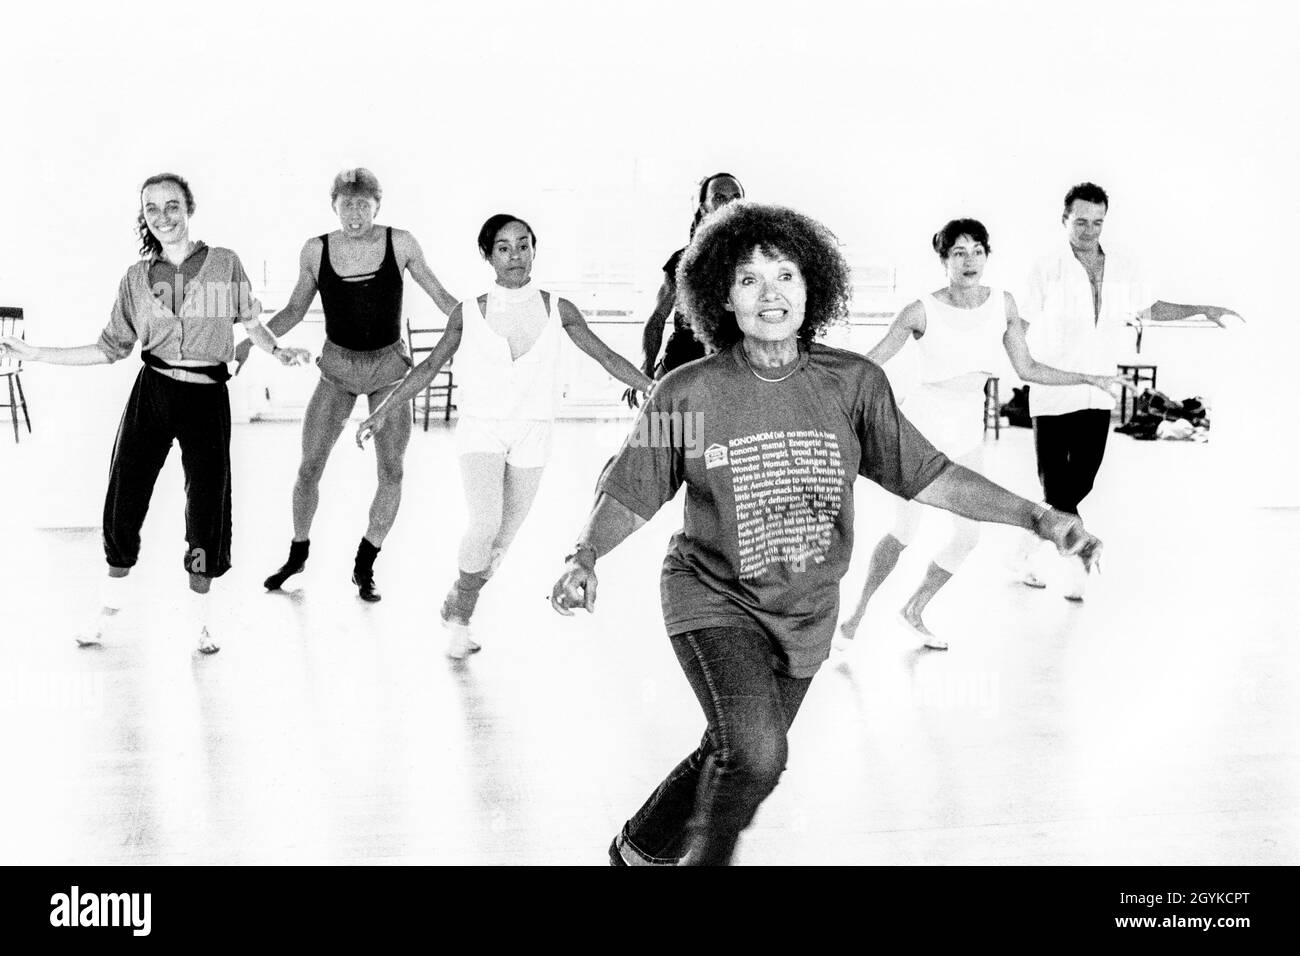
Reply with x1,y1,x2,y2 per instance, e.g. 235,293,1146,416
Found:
1000,385,1032,428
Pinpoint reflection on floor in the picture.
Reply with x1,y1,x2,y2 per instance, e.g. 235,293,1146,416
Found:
0,419,1296,864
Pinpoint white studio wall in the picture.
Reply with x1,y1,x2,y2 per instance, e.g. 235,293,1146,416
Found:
4,0,1295,498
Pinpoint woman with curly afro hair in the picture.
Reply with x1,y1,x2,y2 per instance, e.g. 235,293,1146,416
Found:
547,202,1103,865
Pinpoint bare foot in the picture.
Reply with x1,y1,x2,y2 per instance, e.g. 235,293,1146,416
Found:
899,609,947,650
832,618,860,653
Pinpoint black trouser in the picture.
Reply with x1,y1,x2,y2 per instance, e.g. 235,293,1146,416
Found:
103,367,232,577
1031,409,1111,518
619,626,813,866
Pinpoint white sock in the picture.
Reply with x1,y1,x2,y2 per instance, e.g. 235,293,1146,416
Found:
98,574,132,611
185,588,214,633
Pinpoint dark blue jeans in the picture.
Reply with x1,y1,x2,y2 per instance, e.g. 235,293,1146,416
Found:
618,626,812,866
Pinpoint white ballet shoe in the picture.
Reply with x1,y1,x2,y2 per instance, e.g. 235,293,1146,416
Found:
899,613,947,650
196,626,220,655
1060,555,1089,602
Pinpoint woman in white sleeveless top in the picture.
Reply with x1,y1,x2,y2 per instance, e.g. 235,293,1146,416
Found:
356,214,653,658
837,219,1125,650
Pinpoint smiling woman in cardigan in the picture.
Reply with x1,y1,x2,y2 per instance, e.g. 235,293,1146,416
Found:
0,172,310,654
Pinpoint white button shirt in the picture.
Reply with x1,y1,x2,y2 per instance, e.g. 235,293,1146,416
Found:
1022,240,1152,417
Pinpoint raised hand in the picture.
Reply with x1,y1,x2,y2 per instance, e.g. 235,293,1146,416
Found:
1089,374,1136,393
1200,306,1242,327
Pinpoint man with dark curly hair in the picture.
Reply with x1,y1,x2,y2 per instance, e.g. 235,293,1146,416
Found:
548,202,1106,865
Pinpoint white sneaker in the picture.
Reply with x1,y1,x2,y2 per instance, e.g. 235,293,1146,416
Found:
1060,555,1089,602
1011,534,1048,589
444,621,481,660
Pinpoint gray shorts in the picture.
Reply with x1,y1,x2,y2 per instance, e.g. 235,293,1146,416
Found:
316,340,412,398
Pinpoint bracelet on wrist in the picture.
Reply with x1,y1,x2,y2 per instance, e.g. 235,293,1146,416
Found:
565,543,597,569
271,345,282,356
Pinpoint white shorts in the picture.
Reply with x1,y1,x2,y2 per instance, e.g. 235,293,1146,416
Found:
454,416,553,468
902,376,989,460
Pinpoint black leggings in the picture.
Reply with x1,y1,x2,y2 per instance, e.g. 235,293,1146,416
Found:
1032,409,1111,518
103,368,232,577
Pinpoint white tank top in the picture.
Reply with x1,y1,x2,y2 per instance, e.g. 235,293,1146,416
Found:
454,281,564,421
914,288,1008,384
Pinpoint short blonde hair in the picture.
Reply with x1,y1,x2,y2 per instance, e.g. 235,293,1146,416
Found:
330,167,382,205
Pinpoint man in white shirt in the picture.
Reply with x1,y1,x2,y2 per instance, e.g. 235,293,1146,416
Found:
1018,182,1236,599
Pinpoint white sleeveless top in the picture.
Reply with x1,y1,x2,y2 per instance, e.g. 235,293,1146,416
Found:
454,281,565,421
914,288,1008,385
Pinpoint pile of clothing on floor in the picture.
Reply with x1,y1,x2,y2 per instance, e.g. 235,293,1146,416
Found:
1114,389,1210,441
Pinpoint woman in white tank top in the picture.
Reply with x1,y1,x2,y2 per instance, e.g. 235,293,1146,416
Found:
838,219,1126,650
356,214,653,658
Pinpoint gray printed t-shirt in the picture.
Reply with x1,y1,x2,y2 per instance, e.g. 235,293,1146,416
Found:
599,341,950,677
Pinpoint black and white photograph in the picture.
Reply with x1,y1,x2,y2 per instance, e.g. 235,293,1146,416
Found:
1,0,1295,911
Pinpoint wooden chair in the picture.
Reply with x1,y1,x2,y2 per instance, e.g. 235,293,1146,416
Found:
405,320,455,430
1,307,32,443
1116,363,1158,424
983,375,1000,439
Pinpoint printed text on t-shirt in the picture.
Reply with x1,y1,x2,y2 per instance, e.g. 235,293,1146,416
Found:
727,429,843,578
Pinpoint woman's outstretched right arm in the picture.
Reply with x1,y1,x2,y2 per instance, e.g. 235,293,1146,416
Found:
550,493,648,615
0,339,113,365
865,300,924,366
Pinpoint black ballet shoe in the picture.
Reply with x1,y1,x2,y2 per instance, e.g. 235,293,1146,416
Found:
264,541,309,591
353,569,382,603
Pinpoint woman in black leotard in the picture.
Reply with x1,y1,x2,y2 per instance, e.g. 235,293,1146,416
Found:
623,173,744,407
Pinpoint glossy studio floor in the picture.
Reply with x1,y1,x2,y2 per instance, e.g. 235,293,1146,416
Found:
0,409,1296,866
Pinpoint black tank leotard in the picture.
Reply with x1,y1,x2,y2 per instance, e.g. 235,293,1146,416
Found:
317,226,403,351
658,246,707,374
